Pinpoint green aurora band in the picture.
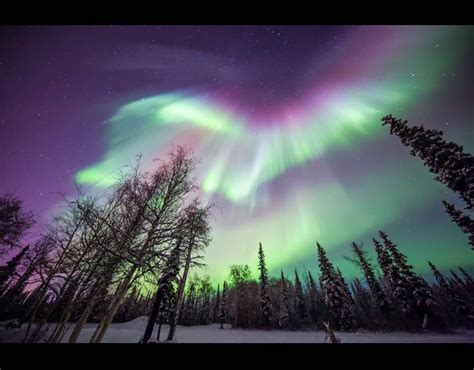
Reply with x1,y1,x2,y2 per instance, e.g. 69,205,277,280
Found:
74,26,473,283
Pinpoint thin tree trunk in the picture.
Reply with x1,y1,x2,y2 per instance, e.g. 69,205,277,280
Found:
47,276,85,343
141,287,165,343
68,275,110,343
167,239,193,341
57,321,74,343
27,242,100,343
156,316,163,341
48,306,73,343
22,218,85,342
48,250,109,344
422,312,428,330
91,266,136,343
27,272,78,343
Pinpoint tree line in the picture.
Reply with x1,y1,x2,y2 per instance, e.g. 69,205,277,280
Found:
172,237,472,333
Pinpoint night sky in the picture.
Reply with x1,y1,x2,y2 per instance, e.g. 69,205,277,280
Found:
0,25,473,283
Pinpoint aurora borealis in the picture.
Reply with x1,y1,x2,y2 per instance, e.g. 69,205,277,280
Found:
1,25,473,284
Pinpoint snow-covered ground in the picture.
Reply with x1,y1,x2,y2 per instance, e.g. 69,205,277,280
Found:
1,317,473,343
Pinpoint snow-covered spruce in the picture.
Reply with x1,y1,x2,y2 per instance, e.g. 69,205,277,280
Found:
380,231,435,321
373,237,415,318
381,115,474,209
278,271,290,329
219,281,227,329
351,242,390,318
316,242,355,331
258,242,273,328
443,201,474,249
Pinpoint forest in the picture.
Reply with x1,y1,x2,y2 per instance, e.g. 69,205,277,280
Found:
0,115,473,343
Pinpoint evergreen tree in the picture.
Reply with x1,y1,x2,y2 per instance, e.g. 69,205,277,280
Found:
336,267,354,305
0,245,29,294
293,269,309,326
381,115,474,209
0,193,34,254
458,266,474,289
278,271,290,329
351,242,390,317
0,249,36,316
450,269,467,291
373,238,413,317
182,279,197,326
307,271,322,327
257,242,273,328
380,231,435,318
197,276,213,325
317,243,355,330
213,284,221,323
443,201,474,249
351,277,373,328
428,261,468,317
381,115,474,250
219,281,227,329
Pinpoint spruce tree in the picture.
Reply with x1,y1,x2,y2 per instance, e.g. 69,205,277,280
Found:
293,269,309,325
257,242,273,328
428,261,468,317
373,238,413,317
379,231,435,317
351,277,373,328
381,115,474,209
317,242,355,330
458,266,474,289
351,242,390,317
307,271,322,327
0,193,34,254
278,271,290,329
443,201,474,249
213,284,221,323
381,115,474,249
181,282,195,326
336,267,354,305
219,281,227,329
0,250,35,317
0,245,28,294
450,269,467,291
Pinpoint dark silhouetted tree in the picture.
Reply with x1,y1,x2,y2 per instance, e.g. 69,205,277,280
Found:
373,238,413,318
443,201,474,249
278,271,290,329
381,115,473,209
258,242,273,328
428,261,468,319
317,242,354,331
213,284,220,323
351,242,390,318
0,193,34,254
0,245,29,294
293,269,309,326
219,281,227,329
379,231,435,324
381,115,474,250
